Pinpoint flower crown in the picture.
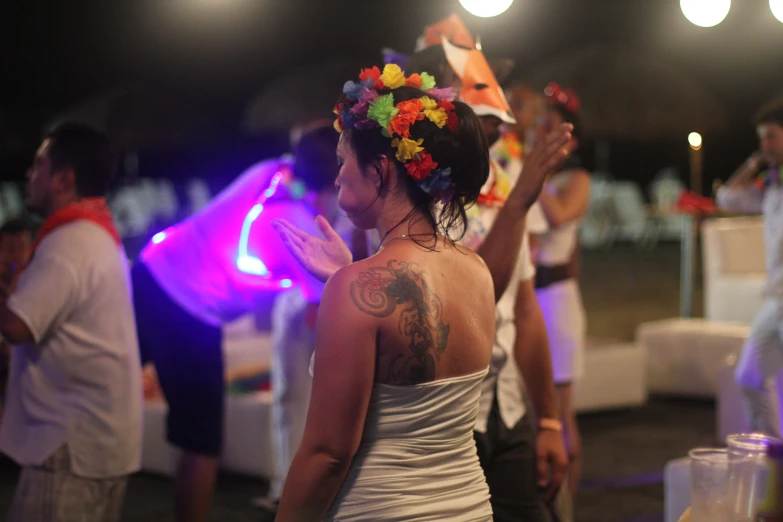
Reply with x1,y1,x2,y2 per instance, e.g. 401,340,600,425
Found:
334,64,460,203
544,82,581,114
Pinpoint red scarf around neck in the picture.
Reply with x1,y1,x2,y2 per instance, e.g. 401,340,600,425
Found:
32,197,122,253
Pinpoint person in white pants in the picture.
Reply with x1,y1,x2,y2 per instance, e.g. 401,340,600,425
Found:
255,124,369,513
717,98,783,438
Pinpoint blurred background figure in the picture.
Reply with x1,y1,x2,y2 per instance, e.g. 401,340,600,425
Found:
533,82,591,497
716,98,783,438
0,219,32,422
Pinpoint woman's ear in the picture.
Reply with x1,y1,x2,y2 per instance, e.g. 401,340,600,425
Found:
373,155,402,194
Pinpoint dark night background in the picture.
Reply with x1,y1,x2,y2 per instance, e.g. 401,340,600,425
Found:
1,0,782,194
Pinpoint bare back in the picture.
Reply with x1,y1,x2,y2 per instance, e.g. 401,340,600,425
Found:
344,238,495,385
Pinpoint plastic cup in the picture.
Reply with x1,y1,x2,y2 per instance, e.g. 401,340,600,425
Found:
689,448,731,522
726,433,783,521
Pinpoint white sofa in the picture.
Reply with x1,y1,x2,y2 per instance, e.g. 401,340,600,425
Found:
638,318,749,397
141,316,275,478
701,216,765,324
574,339,648,413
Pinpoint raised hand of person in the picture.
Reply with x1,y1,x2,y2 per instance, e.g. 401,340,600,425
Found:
273,216,353,283
510,122,574,209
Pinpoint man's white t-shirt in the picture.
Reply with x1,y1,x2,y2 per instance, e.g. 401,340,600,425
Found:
0,220,143,479
141,156,328,326
466,144,548,433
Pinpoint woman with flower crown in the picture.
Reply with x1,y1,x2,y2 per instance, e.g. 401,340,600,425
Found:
532,82,591,499
272,64,572,522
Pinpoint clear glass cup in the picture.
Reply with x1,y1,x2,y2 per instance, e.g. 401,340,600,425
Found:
726,433,782,522
689,448,731,522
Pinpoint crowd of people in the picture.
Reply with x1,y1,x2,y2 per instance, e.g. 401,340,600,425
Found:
0,11,780,522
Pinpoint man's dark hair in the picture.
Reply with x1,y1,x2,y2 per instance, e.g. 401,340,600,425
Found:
755,98,783,128
293,125,340,193
45,122,116,198
0,219,31,240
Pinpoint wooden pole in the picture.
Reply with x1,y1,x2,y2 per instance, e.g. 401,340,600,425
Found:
689,146,703,195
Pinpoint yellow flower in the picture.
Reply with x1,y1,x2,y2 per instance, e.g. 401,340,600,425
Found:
391,138,424,162
419,96,438,110
424,107,448,128
380,64,406,89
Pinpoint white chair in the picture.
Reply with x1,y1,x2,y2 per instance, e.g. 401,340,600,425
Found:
701,216,766,324
610,181,660,248
109,186,153,238
649,169,686,241
155,179,180,221
579,177,617,248
187,178,211,215
1,183,24,218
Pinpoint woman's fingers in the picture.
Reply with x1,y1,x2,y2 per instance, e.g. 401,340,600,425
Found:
315,215,340,241
274,219,310,242
274,221,305,251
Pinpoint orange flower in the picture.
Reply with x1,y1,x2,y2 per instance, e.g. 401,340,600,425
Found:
388,99,424,138
405,73,423,88
389,114,414,138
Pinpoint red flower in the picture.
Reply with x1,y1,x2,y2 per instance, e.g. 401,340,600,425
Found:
359,66,384,90
405,73,423,88
437,100,455,112
405,152,438,181
446,111,459,133
389,99,424,138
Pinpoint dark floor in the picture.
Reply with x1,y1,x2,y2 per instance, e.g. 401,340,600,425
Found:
0,398,715,522
0,242,707,521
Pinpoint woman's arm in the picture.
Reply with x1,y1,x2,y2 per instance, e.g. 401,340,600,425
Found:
537,169,591,229
275,266,377,522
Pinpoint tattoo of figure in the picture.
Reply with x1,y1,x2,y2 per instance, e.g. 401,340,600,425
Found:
350,261,449,384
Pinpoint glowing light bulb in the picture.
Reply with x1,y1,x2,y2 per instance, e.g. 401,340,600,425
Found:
688,132,703,150
680,0,731,28
459,0,513,18
771,0,783,23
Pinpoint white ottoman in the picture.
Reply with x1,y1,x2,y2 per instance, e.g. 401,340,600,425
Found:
141,400,181,476
664,457,691,522
141,391,275,479
222,390,275,478
574,340,648,413
637,318,749,397
141,325,276,478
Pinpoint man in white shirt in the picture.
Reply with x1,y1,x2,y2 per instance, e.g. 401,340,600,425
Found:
133,125,349,522
407,26,569,521
0,122,142,522
717,99,783,437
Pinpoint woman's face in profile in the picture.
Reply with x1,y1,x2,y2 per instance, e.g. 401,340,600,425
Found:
335,134,381,229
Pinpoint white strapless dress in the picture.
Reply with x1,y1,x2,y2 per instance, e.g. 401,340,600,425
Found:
325,368,493,521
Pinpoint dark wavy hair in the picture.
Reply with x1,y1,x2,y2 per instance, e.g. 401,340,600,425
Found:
340,86,489,244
